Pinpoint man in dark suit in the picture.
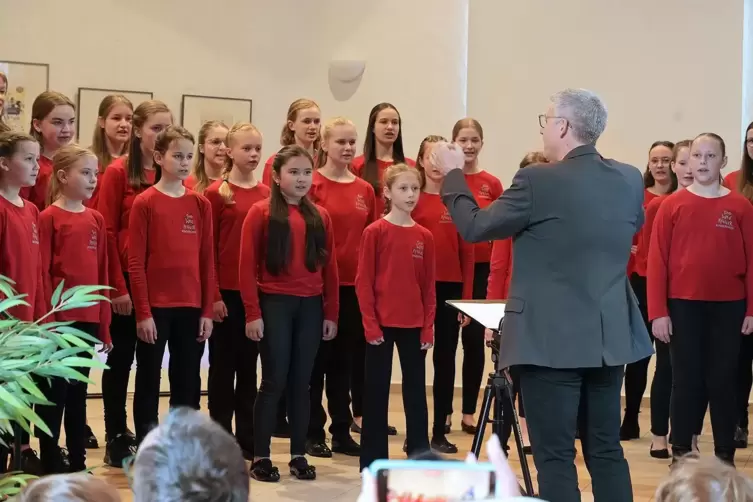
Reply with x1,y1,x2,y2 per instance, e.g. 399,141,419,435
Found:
435,88,653,502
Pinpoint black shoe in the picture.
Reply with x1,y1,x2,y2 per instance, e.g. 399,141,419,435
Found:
650,443,670,459
331,436,361,456
273,421,291,439
734,426,748,449
350,422,362,434
85,425,99,449
289,456,316,480
350,422,397,436
461,422,477,435
305,440,332,458
250,458,280,482
402,439,407,453
431,436,458,454
619,420,640,441
715,450,736,468
41,445,70,475
444,423,451,435
387,425,398,436
0,446,8,474
104,433,137,468
19,449,43,476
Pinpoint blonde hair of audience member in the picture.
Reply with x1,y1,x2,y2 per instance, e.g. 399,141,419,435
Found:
655,455,753,501
132,407,248,502
190,120,229,194
17,473,121,502
219,121,262,203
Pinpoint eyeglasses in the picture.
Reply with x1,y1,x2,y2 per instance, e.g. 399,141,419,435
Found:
538,114,569,129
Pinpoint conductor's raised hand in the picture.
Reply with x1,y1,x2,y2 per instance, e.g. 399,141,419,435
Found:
431,141,465,175
743,316,753,335
652,316,672,343
245,319,264,341
323,320,338,340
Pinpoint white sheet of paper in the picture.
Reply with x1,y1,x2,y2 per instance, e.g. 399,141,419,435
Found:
447,301,506,330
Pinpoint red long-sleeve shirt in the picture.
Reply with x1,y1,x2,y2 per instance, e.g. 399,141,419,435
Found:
128,187,215,322
309,171,376,285
205,180,270,300
239,199,339,323
629,189,661,277
351,155,416,217
487,238,512,300
97,157,156,298
262,155,275,188
412,192,473,298
647,189,753,320
463,171,504,263
20,156,53,211
355,218,436,344
38,206,111,343
0,197,44,321
724,170,740,190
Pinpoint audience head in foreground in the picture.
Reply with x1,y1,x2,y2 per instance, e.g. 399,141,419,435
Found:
539,88,607,163
132,407,248,502
17,473,121,502
655,455,753,502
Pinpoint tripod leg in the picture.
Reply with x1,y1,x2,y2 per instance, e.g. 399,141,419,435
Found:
497,375,535,497
470,378,494,458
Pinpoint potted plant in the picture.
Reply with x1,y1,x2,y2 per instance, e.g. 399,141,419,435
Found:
0,276,109,499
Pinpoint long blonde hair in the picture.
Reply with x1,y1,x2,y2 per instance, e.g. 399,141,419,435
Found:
90,94,133,173
190,120,228,194
316,116,356,168
219,121,262,204
280,98,320,150
47,144,97,206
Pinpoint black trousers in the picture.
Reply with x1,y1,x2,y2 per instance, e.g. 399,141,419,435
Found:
133,307,205,442
457,262,489,415
207,290,258,450
352,320,366,419
254,294,323,457
668,299,744,456
623,274,655,423
519,365,632,502
101,273,137,438
432,281,462,438
737,334,753,429
308,286,360,441
360,327,429,470
34,322,98,472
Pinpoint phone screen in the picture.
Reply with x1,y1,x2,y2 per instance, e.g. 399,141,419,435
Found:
377,467,497,502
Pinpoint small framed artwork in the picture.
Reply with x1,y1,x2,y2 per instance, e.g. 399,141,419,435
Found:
0,60,49,133
180,94,252,135
76,87,153,143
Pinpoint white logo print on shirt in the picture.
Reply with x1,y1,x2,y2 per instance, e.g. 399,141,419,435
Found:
716,210,735,230
412,240,425,259
182,213,197,234
31,222,39,245
87,229,98,251
355,194,368,212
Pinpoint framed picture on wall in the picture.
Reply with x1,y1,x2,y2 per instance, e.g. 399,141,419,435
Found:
76,87,153,144
180,94,252,135
0,60,49,133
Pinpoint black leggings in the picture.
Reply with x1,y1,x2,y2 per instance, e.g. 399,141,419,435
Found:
737,335,753,429
432,281,462,437
254,294,323,458
207,290,258,450
133,307,205,442
668,299,744,456
457,262,489,415
623,274,654,423
309,286,361,441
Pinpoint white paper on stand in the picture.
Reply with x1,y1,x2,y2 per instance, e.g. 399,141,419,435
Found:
446,300,506,330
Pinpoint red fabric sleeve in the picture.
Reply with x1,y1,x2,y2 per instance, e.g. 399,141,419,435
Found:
320,208,340,323
199,197,216,318
127,197,151,323
98,167,128,297
28,168,51,211
262,156,274,187
366,184,377,224
421,232,437,344
239,204,264,323
96,213,112,344
37,211,55,317
647,200,672,320
492,177,504,200
487,239,512,300
205,189,224,303
356,227,381,342
459,232,475,299
740,205,753,317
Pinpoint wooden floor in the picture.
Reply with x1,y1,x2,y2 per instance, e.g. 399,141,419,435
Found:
34,394,753,502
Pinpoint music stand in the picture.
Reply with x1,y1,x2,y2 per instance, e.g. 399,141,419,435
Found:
446,300,535,497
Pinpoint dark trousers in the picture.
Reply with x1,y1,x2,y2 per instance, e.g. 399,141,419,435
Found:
519,365,632,502
650,338,673,436
308,286,360,441
254,294,323,457
668,299,744,456
360,327,429,470
102,273,137,438
737,334,753,428
457,262,489,415
34,322,98,472
352,322,366,419
623,274,654,423
207,290,258,450
133,307,205,442
432,281,462,438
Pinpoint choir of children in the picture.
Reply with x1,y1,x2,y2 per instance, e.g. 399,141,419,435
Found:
4,85,753,478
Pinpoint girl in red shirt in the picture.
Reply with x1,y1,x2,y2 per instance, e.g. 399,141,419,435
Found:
240,145,338,482
186,120,228,193
204,122,269,458
97,99,172,466
128,126,214,443
451,118,503,434
306,117,375,458
648,133,753,465
413,134,473,454
356,163,436,471
0,72,9,133
37,144,111,474
722,121,752,190
20,92,76,210
262,99,321,187
622,140,679,441
86,94,134,209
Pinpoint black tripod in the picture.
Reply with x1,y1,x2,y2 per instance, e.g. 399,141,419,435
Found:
470,333,535,497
